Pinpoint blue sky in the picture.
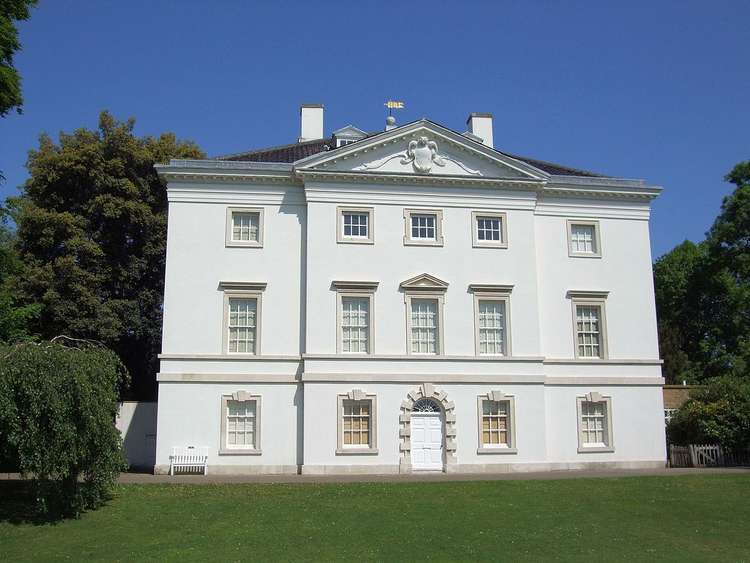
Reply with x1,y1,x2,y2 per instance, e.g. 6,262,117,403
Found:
1,1,748,258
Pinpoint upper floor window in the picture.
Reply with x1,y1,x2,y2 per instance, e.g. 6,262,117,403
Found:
228,298,257,353
220,282,266,355
472,211,508,248
569,291,608,359
567,220,601,257
477,300,507,355
341,297,370,353
337,207,374,244
471,284,513,356
333,281,378,354
226,207,264,248
337,138,357,147
410,298,439,354
403,209,444,246
401,274,448,355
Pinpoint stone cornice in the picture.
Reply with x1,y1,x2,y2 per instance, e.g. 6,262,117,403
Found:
296,169,541,190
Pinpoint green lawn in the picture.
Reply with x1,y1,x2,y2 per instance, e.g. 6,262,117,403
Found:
0,475,748,561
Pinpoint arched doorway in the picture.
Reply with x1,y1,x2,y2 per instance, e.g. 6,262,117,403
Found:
410,398,444,471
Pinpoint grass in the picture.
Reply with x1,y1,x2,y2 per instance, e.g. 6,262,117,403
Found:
0,475,748,561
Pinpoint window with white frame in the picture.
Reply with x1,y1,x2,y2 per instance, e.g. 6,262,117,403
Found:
567,220,601,257
577,393,613,452
226,208,264,247
472,211,508,248
412,214,436,240
341,297,369,353
336,390,378,454
342,400,371,447
482,400,510,446
337,138,357,147
337,207,373,244
403,209,444,246
220,283,265,355
569,292,608,359
477,300,507,355
471,285,513,356
477,391,517,453
334,281,377,354
410,298,439,354
219,391,261,454
227,298,257,353
226,400,256,448
575,304,603,358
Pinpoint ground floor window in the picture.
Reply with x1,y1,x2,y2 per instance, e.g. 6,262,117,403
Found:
227,400,256,448
337,390,378,454
577,392,613,452
219,391,262,454
476,391,517,453
481,400,510,446
342,400,371,447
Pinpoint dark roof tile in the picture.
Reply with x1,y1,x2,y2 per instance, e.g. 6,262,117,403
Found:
216,137,605,177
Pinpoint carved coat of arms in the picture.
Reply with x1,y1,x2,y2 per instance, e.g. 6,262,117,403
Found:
353,134,482,176
400,136,445,173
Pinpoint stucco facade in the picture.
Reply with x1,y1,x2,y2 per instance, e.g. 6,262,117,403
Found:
154,111,666,475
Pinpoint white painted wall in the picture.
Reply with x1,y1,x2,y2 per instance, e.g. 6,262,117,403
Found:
155,383,300,474
302,382,664,472
117,401,157,469
162,184,305,357
155,124,664,474
535,198,658,360
304,183,542,357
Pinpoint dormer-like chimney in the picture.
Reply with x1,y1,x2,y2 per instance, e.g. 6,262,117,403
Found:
299,103,324,142
466,112,493,148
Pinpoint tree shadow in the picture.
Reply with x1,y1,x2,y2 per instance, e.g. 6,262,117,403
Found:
0,480,111,525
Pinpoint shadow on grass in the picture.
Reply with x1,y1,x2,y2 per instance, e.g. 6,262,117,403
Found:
0,480,112,525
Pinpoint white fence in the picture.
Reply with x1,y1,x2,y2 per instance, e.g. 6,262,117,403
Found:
669,444,750,468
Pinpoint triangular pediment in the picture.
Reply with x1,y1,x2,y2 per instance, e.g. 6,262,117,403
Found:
332,125,368,139
295,120,547,182
400,273,449,291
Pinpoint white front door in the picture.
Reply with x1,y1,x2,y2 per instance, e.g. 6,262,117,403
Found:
411,412,444,471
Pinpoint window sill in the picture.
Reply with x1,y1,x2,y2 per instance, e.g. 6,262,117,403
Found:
472,242,508,249
335,448,379,456
218,449,263,456
577,446,614,453
568,252,602,259
403,238,444,247
572,356,609,361
337,238,374,245
226,241,263,249
477,447,517,455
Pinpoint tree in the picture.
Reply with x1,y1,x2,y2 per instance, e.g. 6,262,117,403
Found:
653,240,706,383
0,0,37,117
0,207,39,339
0,339,128,517
7,112,204,398
654,159,750,383
667,377,750,450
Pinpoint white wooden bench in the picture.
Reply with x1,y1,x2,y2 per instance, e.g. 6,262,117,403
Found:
169,446,208,475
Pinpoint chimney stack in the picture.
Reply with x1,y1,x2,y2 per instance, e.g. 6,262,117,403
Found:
299,103,324,142
466,113,493,148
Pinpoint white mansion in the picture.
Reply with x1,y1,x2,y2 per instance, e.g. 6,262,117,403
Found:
153,105,666,474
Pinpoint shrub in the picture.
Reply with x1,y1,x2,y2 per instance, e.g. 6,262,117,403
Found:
667,377,750,450
0,338,129,517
